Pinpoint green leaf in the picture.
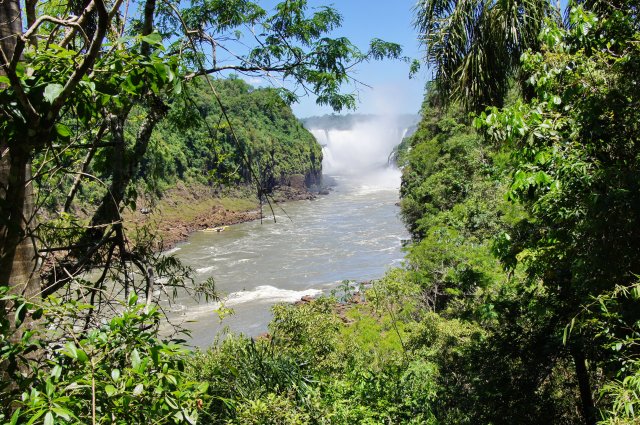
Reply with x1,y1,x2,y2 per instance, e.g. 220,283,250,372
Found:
165,374,177,386
14,302,27,327
165,395,178,409
150,346,159,366
64,342,78,359
184,411,197,425
111,368,120,381
51,407,72,421
141,33,163,45
75,348,88,363
54,124,71,138
51,365,62,380
9,407,21,425
105,384,116,397
44,411,53,425
131,349,141,369
25,408,44,425
45,379,55,397
43,84,64,104
133,383,144,396
32,308,43,320
153,63,168,82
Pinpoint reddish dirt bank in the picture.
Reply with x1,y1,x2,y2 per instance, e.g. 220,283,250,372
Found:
149,208,263,250
126,182,317,251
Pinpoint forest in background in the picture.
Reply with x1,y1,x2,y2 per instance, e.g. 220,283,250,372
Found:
185,1,640,423
49,75,323,215
2,0,640,424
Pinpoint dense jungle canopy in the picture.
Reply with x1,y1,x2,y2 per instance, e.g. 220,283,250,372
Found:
2,0,640,424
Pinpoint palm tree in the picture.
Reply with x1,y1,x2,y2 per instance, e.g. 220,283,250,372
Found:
414,0,556,111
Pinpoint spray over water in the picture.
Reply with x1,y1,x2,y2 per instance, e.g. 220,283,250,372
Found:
305,115,417,192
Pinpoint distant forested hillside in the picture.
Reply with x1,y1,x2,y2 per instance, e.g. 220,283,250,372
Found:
148,76,323,190
51,76,322,212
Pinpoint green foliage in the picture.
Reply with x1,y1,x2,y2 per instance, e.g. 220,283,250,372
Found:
189,335,312,424
476,5,640,296
179,3,640,425
147,77,322,191
269,297,343,372
399,95,518,322
0,1,415,423
189,276,453,424
0,289,207,424
470,3,640,423
414,0,554,110
232,393,309,425
574,283,640,424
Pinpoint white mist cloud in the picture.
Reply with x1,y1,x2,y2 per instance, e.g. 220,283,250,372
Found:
308,116,412,192
312,122,400,175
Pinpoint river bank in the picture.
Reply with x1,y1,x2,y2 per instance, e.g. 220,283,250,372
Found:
125,181,319,250
165,174,408,345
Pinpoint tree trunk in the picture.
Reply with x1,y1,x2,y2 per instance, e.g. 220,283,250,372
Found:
0,0,40,303
572,345,597,425
89,99,167,235
0,146,39,299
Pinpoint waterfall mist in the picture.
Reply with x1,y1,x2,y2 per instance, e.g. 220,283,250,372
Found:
305,115,418,191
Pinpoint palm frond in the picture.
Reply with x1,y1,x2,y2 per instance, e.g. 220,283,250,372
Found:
415,0,557,111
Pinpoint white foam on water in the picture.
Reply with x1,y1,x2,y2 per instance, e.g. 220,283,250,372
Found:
196,266,215,274
163,246,182,255
225,285,322,306
352,168,402,195
164,286,323,323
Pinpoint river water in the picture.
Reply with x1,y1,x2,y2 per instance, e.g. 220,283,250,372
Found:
166,121,411,348
165,170,406,347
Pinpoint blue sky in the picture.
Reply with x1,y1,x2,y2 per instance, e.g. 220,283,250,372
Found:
242,1,428,118
292,0,427,118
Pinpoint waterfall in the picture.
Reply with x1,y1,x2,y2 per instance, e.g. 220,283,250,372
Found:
307,119,411,192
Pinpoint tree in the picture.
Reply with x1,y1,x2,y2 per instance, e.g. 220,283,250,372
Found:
0,0,404,324
0,289,209,424
414,0,554,111
477,4,640,422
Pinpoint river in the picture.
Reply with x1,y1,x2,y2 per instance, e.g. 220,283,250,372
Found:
165,119,411,348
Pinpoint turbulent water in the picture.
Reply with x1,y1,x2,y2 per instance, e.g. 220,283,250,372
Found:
165,121,410,348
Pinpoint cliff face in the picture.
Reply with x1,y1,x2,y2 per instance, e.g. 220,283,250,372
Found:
305,167,322,187
275,168,321,192
269,135,323,192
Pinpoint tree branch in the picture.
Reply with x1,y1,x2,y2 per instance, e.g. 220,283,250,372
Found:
60,0,97,48
185,62,303,79
63,123,108,212
0,47,39,123
24,15,91,49
48,0,108,122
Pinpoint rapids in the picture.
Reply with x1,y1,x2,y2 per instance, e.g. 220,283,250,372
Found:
166,119,411,348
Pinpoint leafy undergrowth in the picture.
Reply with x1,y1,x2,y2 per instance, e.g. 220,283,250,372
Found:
188,272,481,425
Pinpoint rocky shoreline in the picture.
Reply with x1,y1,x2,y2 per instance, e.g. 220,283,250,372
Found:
127,182,322,251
